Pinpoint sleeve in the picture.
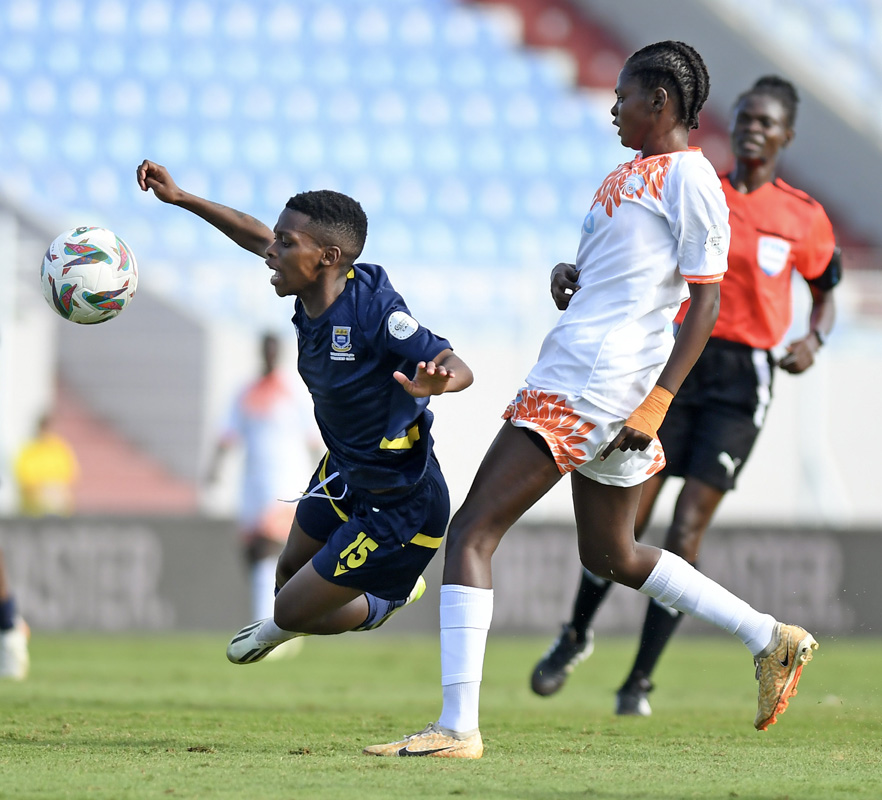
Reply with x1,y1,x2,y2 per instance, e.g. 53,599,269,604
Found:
794,203,836,281
668,158,730,284
369,287,452,364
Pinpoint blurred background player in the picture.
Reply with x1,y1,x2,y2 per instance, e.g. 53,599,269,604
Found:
14,413,79,517
137,159,473,667
531,75,839,715
206,331,321,626
0,548,28,680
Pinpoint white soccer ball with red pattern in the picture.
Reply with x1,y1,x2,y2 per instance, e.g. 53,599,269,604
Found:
41,226,138,324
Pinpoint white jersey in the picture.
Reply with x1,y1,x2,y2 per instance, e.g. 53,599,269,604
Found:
222,370,319,534
526,148,729,418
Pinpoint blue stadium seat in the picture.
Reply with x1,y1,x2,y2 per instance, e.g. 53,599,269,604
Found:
6,0,790,325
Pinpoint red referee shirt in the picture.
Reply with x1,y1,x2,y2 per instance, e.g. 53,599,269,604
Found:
676,175,836,350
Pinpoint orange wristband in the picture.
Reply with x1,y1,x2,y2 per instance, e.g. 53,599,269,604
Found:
624,386,674,439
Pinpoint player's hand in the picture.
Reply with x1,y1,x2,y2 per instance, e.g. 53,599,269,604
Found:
136,159,183,204
599,425,653,461
393,361,456,397
551,262,579,310
777,333,819,374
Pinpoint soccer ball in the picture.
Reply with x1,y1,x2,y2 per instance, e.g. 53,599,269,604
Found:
41,226,138,324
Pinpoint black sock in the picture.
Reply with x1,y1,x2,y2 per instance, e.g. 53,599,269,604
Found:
622,597,685,688
570,569,613,640
0,596,16,631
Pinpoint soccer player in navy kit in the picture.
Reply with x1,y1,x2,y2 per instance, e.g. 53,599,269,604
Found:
137,160,473,660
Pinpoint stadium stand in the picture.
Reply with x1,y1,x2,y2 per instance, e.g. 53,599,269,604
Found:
1,0,879,521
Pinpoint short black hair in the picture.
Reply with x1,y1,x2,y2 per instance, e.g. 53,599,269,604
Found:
285,190,368,264
624,41,710,130
736,75,800,128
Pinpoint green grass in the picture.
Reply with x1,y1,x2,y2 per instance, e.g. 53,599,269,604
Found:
1,632,880,799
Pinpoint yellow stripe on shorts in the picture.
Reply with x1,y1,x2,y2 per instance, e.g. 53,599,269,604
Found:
409,532,443,549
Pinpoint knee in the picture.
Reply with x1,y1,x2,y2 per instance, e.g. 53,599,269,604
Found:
579,548,644,588
663,521,703,563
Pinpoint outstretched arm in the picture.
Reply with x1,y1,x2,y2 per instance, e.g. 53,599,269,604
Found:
136,159,274,257
393,348,474,398
602,281,719,459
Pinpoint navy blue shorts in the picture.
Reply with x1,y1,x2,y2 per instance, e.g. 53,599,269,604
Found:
296,452,449,601
659,338,775,492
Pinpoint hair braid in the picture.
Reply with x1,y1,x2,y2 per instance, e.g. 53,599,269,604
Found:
624,40,710,130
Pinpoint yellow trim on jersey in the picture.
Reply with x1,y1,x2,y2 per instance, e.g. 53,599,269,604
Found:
346,268,355,279
380,424,421,450
409,532,443,549
319,452,349,522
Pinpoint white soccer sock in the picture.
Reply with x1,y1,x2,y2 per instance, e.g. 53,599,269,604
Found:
437,584,493,734
257,617,299,644
639,550,776,656
251,557,278,621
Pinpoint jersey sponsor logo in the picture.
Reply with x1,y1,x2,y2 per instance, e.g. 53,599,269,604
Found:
330,325,355,361
388,310,419,340
705,224,725,256
756,236,791,277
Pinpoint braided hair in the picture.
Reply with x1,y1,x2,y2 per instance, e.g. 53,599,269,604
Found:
736,75,800,128
624,41,710,130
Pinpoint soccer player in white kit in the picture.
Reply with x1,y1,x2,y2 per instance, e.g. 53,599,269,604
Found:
364,41,818,759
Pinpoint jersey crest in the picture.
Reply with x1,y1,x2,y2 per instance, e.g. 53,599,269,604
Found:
756,235,791,277
330,326,355,361
592,155,671,217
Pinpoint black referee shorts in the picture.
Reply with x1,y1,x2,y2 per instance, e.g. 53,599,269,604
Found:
659,337,775,492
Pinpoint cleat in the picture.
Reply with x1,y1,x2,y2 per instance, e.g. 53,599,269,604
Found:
0,617,30,681
359,575,427,631
363,722,483,759
226,619,298,665
615,677,653,716
754,623,819,731
530,624,594,696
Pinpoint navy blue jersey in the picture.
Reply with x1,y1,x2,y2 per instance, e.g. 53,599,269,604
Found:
293,263,452,491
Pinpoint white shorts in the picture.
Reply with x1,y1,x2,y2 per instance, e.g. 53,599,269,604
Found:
503,387,665,487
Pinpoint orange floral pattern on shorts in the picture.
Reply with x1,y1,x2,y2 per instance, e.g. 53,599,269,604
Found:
645,442,666,477
503,390,596,474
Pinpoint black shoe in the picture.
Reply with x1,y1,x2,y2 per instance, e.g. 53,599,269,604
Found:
530,624,594,697
615,677,653,716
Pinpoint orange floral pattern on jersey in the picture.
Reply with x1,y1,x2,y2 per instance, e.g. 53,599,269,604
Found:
503,390,596,474
592,155,672,217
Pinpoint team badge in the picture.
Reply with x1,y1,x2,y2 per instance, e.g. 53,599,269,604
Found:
756,236,790,277
622,173,645,196
331,326,352,352
388,311,419,340
330,325,356,361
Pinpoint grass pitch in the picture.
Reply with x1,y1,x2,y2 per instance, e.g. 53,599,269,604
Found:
1,631,880,799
